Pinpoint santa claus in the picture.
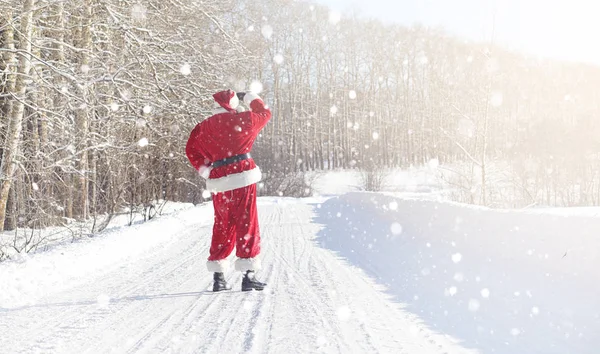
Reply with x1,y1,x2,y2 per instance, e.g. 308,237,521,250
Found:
185,89,271,291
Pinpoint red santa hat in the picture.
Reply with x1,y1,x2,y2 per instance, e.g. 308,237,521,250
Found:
212,89,239,113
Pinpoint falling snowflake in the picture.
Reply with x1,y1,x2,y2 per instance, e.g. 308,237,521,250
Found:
32,183,39,191
243,300,254,311
447,286,458,296
316,336,327,346
348,90,357,99
510,328,521,336
390,222,403,235
409,325,419,336
336,306,351,321
428,158,439,169
372,132,379,140
138,138,149,147
273,54,284,64
481,288,490,298
142,105,152,114
180,63,191,75
131,4,147,21
261,25,273,39
250,80,263,94
110,102,119,112
202,190,211,199
80,64,90,74
328,10,341,25
97,294,110,308
490,92,503,107
388,201,398,210
330,105,338,116
531,306,540,315
468,299,480,312
452,253,462,263
458,118,475,138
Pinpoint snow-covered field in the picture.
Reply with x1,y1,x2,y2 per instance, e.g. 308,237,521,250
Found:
1,170,599,353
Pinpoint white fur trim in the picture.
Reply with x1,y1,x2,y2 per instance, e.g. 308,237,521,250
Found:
235,257,262,271
198,165,212,179
211,107,229,115
243,92,262,110
207,259,230,272
229,94,239,109
211,106,245,115
206,166,262,193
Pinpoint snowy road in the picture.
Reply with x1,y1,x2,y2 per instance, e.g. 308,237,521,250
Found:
0,199,473,354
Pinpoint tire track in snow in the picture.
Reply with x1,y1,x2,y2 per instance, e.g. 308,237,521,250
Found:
7,224,211,354
1,199,475,354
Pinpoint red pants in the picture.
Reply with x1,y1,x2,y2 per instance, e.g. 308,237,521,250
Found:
208,184,260,262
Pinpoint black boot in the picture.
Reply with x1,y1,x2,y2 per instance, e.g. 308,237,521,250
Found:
213,272,231,292
241,270,266,291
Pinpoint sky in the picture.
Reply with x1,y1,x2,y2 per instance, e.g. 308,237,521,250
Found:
314,0,600,65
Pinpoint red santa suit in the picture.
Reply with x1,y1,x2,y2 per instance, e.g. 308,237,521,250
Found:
185,90,271,273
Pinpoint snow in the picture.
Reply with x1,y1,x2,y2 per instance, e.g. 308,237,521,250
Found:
0,198,471,354
1,170,599,353
316,191,600,353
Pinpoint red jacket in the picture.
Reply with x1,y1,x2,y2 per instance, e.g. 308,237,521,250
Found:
186,91,271,193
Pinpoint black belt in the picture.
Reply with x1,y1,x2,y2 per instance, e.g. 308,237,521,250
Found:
212,153,252,168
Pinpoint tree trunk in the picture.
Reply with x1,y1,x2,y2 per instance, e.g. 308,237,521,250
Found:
73,0,92,220
0,0,35,232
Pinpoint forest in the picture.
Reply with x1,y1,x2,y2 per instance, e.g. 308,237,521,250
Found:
2,0,600,234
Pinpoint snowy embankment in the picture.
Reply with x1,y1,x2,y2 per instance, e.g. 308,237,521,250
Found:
316,192,600,354
0,204,210,309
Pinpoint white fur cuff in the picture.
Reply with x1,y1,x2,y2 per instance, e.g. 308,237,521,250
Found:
207,259,230,273
229,93,239,109
235,257,262,271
